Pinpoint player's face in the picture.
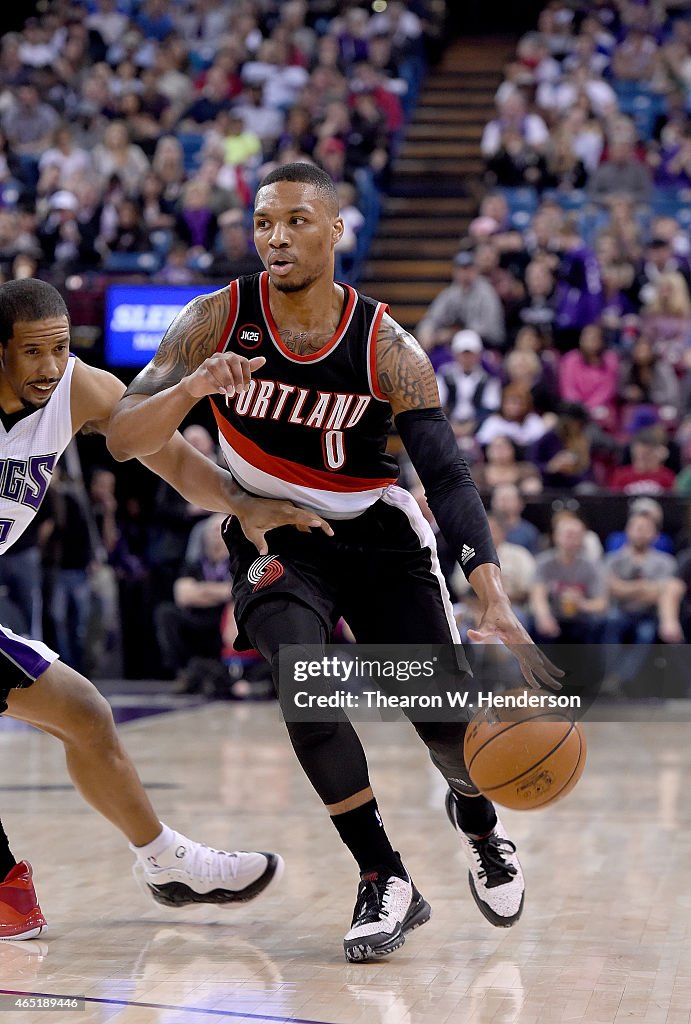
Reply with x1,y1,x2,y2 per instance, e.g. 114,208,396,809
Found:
1,317,70,409
253,182,343,294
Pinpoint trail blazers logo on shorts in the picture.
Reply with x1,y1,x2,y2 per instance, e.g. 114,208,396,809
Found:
247,554,285,592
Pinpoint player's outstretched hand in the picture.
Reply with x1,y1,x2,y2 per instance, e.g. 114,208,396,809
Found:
182,353,266,400
468,601,564,691
234,495,334,555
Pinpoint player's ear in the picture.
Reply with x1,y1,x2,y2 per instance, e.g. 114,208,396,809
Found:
332,217,344,246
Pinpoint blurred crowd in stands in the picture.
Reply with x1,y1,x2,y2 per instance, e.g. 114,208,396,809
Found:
0,0,438,694
0,0,689,700
0,0,436,288
410,0,691,690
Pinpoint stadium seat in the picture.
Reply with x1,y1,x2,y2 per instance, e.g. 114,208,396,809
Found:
544,189,588,211
102,252,161,274
176,132,205,172
650,187,683,217
150,230,173,256
576,208,610,247
495,186,539,214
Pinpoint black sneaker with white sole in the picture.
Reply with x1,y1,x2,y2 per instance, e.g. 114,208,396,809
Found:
343,864,431,963
445,789,524,927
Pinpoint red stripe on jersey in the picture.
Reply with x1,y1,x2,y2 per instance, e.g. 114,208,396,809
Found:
215,279,240,353
260,272,357,363
368,302,388,401
211,404,397,492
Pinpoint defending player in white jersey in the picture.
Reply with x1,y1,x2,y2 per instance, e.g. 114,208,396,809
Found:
0,277,333,940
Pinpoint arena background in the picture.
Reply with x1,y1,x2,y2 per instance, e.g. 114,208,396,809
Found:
0,0,687,686
0,3,690,1024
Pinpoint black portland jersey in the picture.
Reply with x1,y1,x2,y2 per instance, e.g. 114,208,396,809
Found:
209,271,399,518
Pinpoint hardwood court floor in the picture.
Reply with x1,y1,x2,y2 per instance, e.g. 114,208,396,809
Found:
0,700,689,1024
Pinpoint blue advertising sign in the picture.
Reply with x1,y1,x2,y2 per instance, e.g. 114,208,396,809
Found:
104,284,218,367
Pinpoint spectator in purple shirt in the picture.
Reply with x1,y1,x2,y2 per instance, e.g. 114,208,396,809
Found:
530,402,594,490
553,222,603,352
653,134,691,190
175,180,218,253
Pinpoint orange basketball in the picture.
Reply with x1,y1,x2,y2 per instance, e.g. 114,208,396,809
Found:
463,690,587,810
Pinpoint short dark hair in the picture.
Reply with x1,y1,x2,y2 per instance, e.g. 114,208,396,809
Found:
627,509,658,530
0,279,69,347
484,435,520,461
552,509,586,531
256,162,339,215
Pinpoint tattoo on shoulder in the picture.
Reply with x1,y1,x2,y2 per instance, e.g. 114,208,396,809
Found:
124,290,230,397
376,314,440,412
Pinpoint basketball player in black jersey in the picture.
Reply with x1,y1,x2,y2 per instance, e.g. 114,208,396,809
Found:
108,163,563,963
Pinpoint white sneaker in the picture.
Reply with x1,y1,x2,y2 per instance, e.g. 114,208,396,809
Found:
133,831,284,908
343,865,431,963
445,790,524,927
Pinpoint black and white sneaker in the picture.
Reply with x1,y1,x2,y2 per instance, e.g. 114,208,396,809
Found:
445,790,524,927
343,864,431,963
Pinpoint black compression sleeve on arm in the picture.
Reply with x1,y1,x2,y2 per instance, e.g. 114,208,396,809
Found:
395,407,499,580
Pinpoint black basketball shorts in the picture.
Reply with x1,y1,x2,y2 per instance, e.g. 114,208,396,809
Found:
223,485,467,657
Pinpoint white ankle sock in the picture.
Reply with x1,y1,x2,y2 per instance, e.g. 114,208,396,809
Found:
131,823,177,861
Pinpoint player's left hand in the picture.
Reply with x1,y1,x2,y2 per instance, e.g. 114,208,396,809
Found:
234,495,334,555
468,599,564,691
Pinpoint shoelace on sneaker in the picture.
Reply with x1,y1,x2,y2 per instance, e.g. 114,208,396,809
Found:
177,843,242,884
351,877,396,926
469,835,518,888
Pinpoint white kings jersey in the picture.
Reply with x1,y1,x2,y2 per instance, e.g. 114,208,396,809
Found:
0,354,76,554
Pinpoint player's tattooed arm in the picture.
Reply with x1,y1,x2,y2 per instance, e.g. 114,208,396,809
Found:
124,290,230,398
107,288,264,460
375,313,441,415
70,362,333,550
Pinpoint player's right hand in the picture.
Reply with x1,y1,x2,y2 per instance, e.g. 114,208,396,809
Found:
181,353,266,400
468,602,564,690
234,495,335,555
